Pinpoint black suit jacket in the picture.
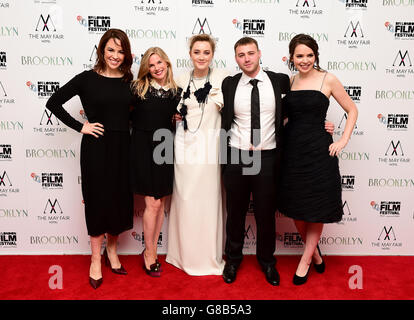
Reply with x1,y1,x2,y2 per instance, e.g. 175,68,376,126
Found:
221,70,290,150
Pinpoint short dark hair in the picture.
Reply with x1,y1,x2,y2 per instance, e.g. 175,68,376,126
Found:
234,37,259,53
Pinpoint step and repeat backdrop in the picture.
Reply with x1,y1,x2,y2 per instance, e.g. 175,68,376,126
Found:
1,0,413,255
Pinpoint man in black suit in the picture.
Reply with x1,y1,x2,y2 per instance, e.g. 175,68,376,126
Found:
220,37,290,286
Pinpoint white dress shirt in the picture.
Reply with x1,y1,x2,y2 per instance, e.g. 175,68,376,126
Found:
230,68,276,150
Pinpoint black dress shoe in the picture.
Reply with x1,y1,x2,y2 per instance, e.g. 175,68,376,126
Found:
313,245,325,274
222,263,238,284
262,266,280,286
293,263,311,285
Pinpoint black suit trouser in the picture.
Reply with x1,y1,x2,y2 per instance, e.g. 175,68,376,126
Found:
223,147,279,269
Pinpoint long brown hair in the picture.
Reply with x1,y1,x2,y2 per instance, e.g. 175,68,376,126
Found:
93,28,133,82
132,47,178,99
288,33,324,72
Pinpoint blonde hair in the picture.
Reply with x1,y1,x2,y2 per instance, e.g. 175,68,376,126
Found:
189,34,216,53
132,47,178,99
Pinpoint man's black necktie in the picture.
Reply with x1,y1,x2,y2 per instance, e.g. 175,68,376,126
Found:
249,79,260,147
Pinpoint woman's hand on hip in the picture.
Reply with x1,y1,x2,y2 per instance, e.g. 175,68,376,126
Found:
81,121,104,138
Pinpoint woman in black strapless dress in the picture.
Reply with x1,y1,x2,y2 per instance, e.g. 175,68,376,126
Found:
278,34,358,285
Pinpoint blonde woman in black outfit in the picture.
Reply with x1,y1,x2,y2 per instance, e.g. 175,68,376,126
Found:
130,47,181,277
46,29,134,289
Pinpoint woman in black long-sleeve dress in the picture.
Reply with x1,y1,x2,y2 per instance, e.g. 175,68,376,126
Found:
130,47,181,277
46,29,134,289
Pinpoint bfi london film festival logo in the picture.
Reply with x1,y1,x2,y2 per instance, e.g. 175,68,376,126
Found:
337,200,357,225
377,113,409,131
0,170,20,197
0,232,17,248
0,80,16,109
33,109,68,136
131,231,163,247
232,18,265,38
370,201,401,218
38,198,70,224
385,21,414,40
341,175,355,191
337,20,370,49
372,226,402,251
338,0,368,10
378,140,410,167
28,14,64,43
334,113,363,138
31,172,63,189
134,0,171,14
0,144,12,161
288,0,324,19
385,49,413,78
192,0,214,8
276,232,303,248
0,51,6,69
26,81,60,99
77,15,111,34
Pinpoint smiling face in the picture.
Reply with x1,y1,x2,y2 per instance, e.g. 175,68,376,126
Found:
148,53,168,85
292,43,316,74
103,37,125,72
189,41,213,75
235,43,261,78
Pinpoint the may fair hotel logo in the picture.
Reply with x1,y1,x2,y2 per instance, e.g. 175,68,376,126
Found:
337,201,357,225
385,49,413,78
32,108,67,136
77,15,111,34
378,140,410,167
232,18,265,38
288,0,324,19
0,80,16,109
334,112,363,138
0,170,20,197
134,0,172,15
372,226,402,251
37,198,70,225
337,20,371,49
385,21,414,40
28,13,64,43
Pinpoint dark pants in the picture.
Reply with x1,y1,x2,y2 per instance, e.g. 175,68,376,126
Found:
223,147,280,269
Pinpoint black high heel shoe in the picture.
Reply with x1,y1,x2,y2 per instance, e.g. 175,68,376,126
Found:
103,248,127,275
313,245,325,274
89,276,103,289
293,262,311,285
141,249,161,277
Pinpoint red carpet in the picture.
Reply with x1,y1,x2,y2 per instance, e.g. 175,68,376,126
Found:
1,255,413,300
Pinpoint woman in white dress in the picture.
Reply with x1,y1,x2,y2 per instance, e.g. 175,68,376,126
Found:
166,34,227,275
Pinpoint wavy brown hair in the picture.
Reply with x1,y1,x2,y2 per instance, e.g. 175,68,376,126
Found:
132,47,178,99
93,28,133,82
288,33,324,72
